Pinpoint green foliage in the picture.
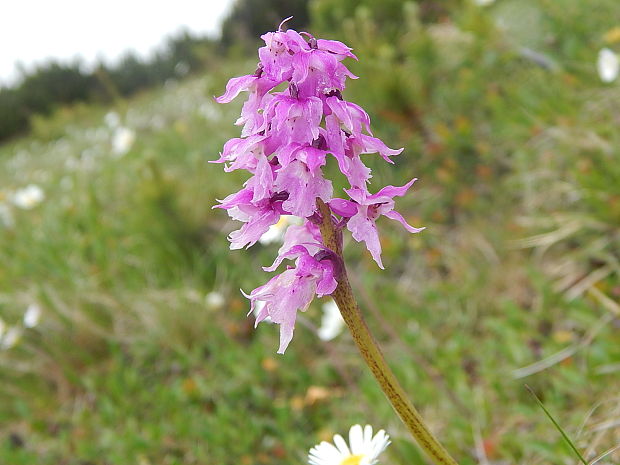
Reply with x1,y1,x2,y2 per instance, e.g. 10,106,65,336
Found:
17,62,95,115
0,88,29,140
0,31,217,143
526,385,588,465
220,0,310,49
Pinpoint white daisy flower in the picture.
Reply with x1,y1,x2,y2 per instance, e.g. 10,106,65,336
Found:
0,326,22,350
309,424,390,465
111,127,136,156
597,48,619,83
23,303,42,328
318,300,345,341
205,291,225,310
259,216,303,245
12,184,45,209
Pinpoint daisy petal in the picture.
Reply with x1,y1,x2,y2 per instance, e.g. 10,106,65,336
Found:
349,424,364,454
333,433,351,456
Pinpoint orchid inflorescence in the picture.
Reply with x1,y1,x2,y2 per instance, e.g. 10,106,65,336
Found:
214,19,423,354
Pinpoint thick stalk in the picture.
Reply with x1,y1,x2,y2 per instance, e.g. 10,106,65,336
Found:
316,200,459,465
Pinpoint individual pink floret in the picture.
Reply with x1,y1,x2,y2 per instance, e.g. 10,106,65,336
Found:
344,179,425,269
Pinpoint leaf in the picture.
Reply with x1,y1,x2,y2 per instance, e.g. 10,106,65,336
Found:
525,385,588,465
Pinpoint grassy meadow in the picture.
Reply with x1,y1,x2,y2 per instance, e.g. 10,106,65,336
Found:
1,1,619,464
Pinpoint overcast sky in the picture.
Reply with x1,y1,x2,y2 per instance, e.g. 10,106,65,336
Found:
0,0,234,85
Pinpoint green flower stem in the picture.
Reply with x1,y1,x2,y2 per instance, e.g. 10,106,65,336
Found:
317,199,459,465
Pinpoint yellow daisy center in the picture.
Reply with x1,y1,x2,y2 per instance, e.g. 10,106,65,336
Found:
339,454,364,465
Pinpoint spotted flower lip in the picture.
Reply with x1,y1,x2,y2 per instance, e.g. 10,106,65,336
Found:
215,22,423,352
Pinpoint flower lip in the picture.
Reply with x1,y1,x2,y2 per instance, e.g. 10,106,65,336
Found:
329,198,358,218
314,248,343,279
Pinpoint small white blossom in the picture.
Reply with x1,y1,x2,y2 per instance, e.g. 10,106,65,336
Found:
0,326,22,350
473,0,495,5
259,216,303,245
111,127,136,156
23,303,42,328
597,48,619,83
309,424,390,465
205,291,225,310
318,300,345,341
104,111,121,128
12,184,45,209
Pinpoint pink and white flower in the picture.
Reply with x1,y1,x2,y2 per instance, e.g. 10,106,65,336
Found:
215,22,423,352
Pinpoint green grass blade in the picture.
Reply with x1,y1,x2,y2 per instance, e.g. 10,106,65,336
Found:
525,385,588,465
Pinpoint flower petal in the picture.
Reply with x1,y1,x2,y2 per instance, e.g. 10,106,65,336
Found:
215,75,258,103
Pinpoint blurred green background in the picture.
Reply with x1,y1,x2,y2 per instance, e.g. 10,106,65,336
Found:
1,0,619,464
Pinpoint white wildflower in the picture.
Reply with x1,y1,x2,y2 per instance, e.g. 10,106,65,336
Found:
309,424,391,465
205,291,225,310
0,326,22,350
12,184,45,209
259,216,303,245
111,127,136,156
597,48,620,82
23,303,42,328
318,300,345,341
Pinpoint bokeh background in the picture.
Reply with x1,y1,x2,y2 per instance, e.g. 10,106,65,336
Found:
1,0,619,464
